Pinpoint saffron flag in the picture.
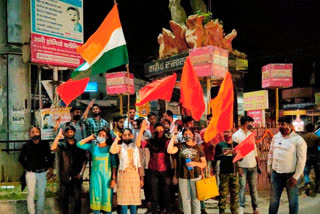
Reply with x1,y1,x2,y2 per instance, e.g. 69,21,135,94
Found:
136,73,177,106
57,78,90,106
71,4,128,80
233,133,255,163
204,72,234,142
180,57,205,121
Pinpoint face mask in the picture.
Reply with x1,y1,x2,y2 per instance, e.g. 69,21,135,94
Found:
123,139,133,145
73,115,81,120
96,136,106,144
279,127,290,136
31,135,40,141
247,124,253,130
183,136,192,142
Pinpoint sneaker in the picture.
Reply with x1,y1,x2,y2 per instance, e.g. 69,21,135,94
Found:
239,207,244,214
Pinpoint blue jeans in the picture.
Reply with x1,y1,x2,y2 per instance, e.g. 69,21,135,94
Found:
121,205,137,214
269,171,299,214
179,177,201,214
239,167,258,209
25,171,47,214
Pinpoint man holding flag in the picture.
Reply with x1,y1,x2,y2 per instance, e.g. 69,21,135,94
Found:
232,116,260,214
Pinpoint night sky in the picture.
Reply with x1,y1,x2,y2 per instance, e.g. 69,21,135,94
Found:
84,0,320,92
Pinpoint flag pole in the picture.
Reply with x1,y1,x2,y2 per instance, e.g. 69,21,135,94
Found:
126,64,130,128
119,94,123,115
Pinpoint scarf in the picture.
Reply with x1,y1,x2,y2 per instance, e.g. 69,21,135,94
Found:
119,143,141,171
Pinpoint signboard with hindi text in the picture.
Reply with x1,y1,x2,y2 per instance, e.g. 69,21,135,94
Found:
189,46,228,78
106,72,135,95
262,64,293,88
247,109,265,128
30,0,84,67
243,90,269,111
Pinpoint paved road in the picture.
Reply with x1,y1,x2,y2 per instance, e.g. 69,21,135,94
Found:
113,192,320,214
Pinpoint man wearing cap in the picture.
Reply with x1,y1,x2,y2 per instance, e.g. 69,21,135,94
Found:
268,116,307,214
51,126,87,214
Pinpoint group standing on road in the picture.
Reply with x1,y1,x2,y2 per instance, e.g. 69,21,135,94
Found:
19,99,311,214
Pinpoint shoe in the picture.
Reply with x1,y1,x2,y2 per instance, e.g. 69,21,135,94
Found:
253,209,259,214
201,209,208,214
239,207,244,214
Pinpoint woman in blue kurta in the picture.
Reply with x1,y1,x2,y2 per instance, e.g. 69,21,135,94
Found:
77,128,116,214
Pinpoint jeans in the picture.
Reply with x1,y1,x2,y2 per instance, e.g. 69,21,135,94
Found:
121,205,137,214
60,179,82,214
150,170,171,213
179,177,201,214
269,171,299,214
25,171,47,214
239,167,258,210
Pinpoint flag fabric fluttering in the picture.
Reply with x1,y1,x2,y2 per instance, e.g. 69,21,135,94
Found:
57,78,90,106
58,3,128,105
136,73,177,106
180,57,205,121
71,3,128,80
204,72,234,142
233,133,255,163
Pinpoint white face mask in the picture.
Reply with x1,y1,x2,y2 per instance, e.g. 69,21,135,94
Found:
96,136,106,144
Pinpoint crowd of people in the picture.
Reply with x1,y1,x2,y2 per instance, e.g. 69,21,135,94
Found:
18,100,316,214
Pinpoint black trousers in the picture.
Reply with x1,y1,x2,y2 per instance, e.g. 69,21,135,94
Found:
60,178,82,214
150,170,171,213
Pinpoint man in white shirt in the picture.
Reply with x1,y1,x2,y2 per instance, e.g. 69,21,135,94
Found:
233,116,260,214
163,110,177,134
124,107,136,130
267,116,307,214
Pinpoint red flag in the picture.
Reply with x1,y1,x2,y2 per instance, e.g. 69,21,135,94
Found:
233,133,255,163
180,57,205,121
136,73,176,106
204,72,234,142
57,78,90,106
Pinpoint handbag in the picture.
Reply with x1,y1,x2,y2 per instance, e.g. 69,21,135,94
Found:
196,169,219,201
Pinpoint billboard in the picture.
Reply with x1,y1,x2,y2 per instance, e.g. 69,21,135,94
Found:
243,90,269,111
30,0,84,67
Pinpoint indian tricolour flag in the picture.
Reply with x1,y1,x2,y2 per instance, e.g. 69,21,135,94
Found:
71,4,128,80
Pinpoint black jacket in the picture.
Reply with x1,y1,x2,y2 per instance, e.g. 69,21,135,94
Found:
19,140,54,171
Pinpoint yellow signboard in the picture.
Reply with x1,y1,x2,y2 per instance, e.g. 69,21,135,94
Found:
243,90,269,111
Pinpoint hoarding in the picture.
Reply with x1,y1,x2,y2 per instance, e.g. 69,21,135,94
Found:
243,90,269,111
262,64,293,88
30,0,84,67
106,72,135,95
189,46,228,78
247,109,265,128
40,107,71,140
